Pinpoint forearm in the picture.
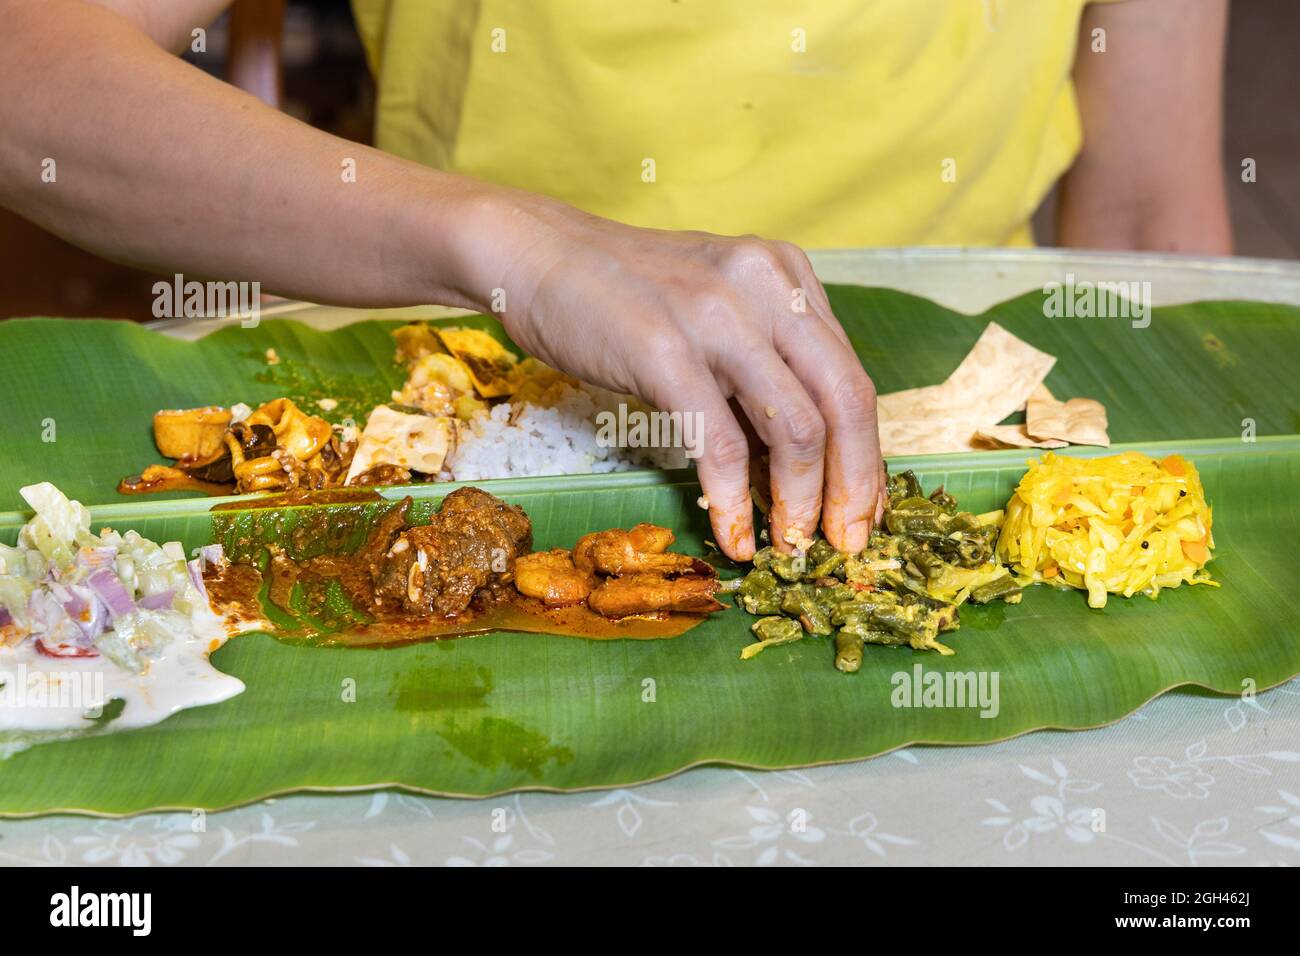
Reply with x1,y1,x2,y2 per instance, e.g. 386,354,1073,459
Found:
0,0,495,309
1056,0,1232,255
1055,168,1233,255
0,1,886,559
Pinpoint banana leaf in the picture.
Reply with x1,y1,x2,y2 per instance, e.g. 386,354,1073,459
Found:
0,288,1297,815
0,289,1295,510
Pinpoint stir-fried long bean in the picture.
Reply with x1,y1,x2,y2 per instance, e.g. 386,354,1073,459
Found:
737,470,1022,668
834,630,864,673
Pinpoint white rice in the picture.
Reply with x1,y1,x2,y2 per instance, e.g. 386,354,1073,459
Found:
444,380,689,480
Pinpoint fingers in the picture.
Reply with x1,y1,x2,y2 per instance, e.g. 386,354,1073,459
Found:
610,234,879,561
635,357,758,561
773,241,854,353
742,238,884,552
721,351,827,554
773,313,884,554
693,391,760,561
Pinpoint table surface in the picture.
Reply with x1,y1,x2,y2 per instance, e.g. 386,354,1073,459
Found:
6,248,1296,867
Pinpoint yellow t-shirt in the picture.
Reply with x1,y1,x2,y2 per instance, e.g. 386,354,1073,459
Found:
352,0,1109,248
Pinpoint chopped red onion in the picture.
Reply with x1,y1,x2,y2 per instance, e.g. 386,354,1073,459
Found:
27,590,99,654
69,587,109,641
87,568,135,619
138,589,176,610
187,559,209,602
59,589,87,619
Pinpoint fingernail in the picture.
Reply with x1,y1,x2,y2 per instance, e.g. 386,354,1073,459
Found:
714,512,755,561
842,519,871,554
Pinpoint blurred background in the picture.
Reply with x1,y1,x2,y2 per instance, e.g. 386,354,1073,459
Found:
1,0,1296,320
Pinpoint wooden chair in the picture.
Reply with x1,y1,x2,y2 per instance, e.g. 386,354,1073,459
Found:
0,0,290,320
227,0,287,108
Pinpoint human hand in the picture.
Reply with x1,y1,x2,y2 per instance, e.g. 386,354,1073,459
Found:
456,190,885,560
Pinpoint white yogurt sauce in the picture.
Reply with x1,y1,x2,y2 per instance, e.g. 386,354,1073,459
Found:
0,604,255,757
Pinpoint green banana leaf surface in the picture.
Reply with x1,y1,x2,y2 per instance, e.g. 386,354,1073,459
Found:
0,287,1296,815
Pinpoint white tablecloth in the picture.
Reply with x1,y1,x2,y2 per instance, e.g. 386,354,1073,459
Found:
7,248,1289,867
1,681,1296,866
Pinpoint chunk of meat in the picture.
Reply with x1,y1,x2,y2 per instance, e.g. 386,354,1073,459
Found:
515,549,594,607
586,573,724,618
373,487,532,617
573,524,709,576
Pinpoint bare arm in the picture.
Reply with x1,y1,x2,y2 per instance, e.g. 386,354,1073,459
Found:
1057,0,1232,253
0,0,487,309
88,0,233,52
0,0,884,558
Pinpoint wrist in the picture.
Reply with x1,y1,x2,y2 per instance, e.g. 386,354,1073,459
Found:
434,179,587,323
407,176,538,313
